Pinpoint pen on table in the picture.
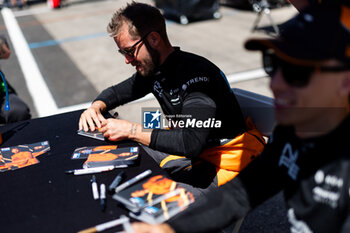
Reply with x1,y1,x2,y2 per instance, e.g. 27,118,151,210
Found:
121,215,133,233
77,215,129,233
108,171,125,193
65,165,127,175
114,169,152,193
100,183,106,212
91,175,99,200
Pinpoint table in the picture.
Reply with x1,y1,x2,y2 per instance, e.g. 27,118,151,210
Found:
0,110,165,233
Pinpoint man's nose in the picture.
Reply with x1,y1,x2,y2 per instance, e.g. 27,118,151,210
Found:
270,68,288,91
125,54,134,64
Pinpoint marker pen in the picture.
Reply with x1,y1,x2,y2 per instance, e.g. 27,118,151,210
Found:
114,169,152,193
91,175,99,200
108,171,125,192
78,215,129,233
65,165,127,175
122,215,133,233
100,183,106,211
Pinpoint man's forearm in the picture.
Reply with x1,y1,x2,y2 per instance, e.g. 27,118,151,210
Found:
129,123,152,146
168,178,251,233
91,100,107,112
168,148,283,233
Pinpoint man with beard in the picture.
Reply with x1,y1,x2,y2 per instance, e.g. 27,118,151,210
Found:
78,2,259,196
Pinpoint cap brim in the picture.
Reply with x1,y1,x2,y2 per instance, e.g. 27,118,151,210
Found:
245,38,326,66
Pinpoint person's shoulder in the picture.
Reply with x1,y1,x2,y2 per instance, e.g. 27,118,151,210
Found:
170,48,214,69
177,49,214,65
268,125,294,144
175,50,221,79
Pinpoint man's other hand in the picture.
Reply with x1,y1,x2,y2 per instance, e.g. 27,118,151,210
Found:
79,100,107,132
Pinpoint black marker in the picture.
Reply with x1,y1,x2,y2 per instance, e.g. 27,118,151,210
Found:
108,171,125,192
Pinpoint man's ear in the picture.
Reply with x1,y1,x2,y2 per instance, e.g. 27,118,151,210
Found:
147,31,161,48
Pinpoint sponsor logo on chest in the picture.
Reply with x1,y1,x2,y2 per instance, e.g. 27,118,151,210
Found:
153,81,163,97
182,76,210,91
313,169,343,208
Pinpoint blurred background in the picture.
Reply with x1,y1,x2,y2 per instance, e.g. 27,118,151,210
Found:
0,0,297,122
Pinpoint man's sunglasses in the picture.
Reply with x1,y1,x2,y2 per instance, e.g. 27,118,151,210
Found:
118,32,151,58
262,51,350,87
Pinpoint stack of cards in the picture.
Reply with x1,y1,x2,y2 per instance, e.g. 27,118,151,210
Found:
71,145,118,159
0,141,50,172
72,145,139,168
113,174,195,224
77,129,104,141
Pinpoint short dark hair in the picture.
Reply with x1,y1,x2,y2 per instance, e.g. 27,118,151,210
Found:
107,1,169,43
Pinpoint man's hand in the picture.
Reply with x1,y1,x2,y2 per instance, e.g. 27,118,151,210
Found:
100,119,152,146
79,101,107,132
100,118,133,141
130,222,175,233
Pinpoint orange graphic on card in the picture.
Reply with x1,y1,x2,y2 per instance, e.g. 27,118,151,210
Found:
131,175,184,203
92,145,118,151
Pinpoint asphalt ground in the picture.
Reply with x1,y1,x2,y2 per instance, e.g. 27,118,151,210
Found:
0,0,297,120
0,0,298,232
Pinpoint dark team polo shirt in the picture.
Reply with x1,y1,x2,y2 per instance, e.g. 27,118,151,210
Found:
95,47,246,157
169,115,350,233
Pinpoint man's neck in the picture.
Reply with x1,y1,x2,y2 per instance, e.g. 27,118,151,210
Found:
159,46,175,65
295,109,349,139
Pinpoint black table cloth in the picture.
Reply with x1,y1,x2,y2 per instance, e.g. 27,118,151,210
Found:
0,110,165,233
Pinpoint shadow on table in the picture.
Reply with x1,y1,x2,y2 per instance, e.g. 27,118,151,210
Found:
1,121,29,143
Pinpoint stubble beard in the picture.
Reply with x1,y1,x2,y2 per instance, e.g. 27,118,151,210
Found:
138,43,160,77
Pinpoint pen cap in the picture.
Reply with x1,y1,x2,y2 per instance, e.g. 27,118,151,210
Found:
91,175,99,200
100,184,106,198
108,171,125,191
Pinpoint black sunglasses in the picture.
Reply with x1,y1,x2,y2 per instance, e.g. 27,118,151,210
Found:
118,32,151,58
262,51,350,87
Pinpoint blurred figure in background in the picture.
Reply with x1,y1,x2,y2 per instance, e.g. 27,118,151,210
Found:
2,0,27,9
0,35,31,124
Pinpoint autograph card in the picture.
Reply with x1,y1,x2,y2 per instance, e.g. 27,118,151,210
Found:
77,129,105,141
83,146,139,168
71,145,118,159
113,175,195,224
0,141,50,172
29,141,51,157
